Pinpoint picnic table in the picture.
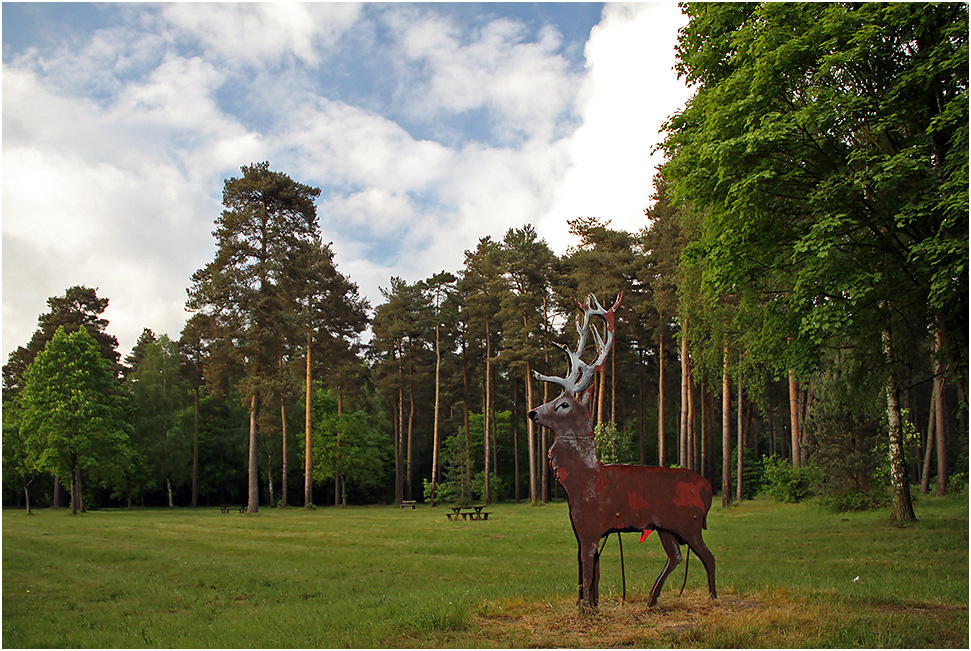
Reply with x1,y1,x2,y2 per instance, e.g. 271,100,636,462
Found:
446,505,491,521
220,504,245,514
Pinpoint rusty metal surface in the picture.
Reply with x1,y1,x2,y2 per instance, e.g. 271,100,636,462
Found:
528,294,717,611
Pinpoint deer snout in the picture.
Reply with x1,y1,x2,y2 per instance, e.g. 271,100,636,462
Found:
527,409,538,421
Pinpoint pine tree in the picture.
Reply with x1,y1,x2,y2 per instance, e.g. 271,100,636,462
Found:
187,162,322,513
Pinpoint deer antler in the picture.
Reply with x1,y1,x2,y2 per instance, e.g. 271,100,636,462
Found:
534,292,623,394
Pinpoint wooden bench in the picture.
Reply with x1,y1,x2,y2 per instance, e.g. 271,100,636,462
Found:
400,500,416,509
220,505,245,514
446,505,492,521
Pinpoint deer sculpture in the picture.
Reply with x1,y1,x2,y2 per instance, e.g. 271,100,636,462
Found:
528,293,717,611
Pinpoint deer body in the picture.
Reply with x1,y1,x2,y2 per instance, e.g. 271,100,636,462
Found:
528,294,716,610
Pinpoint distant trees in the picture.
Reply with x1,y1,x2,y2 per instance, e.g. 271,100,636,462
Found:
4,6,968,519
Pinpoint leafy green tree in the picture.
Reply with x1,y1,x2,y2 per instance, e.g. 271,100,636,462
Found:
188,162,322,513
3,407,39,513
662,2,968,521
311,388,388,505
124,328,158,375
17,326,130,514
129,335,192,507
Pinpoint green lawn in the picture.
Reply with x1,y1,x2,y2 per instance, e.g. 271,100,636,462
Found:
2,496,968,648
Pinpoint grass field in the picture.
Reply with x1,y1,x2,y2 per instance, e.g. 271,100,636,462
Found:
2,495,968,648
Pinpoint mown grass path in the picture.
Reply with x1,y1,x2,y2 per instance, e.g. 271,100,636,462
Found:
3,496,967,647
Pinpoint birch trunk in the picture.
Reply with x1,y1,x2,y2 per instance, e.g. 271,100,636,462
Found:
882,318,917,522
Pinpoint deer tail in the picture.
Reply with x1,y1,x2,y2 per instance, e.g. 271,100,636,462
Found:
678,546,691,597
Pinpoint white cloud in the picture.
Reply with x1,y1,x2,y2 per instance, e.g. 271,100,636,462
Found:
161,2,362,67
538,2,692,254
393,10,579,143
2,2,692,361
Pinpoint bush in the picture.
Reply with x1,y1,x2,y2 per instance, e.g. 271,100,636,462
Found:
946,472,968,496
471,471,507,503
761,455,821,503
815,488,890,512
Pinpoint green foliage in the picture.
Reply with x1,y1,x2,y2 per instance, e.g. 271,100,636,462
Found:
761,455,821,503
471,471,507,503
664,2,968,380
311,387,388,502
815,489,891,513
805,357,887,492
946,472,968,496
126,335,193,503
593,421,640,464
738,446,764,501
16,326,131,510
426,432,470,505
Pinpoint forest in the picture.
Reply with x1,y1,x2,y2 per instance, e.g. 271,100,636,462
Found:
3,3,967,522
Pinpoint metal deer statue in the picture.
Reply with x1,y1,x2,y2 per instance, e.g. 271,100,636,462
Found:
528,293,717,611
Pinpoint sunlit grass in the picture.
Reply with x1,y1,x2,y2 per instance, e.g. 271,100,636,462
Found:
2,495,967,647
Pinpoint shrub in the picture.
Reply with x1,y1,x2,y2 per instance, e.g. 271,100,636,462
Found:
946,472,968,496
471,471,507,503
815,488,890,512
761,455,821,503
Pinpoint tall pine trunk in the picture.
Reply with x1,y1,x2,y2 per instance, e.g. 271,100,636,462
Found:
933,332,948,496
721,341,731,507
191,385,200,507
281,396,288,509
658,323,666,466
247,393,260,513
920,387,936,494
484,318,492,505
679,318,689,467
406,378,415,502
736,353,743,502
304,334,313,507
431,323,442,507
461,341,472,501
687,361,696,471
788,369,800,468
526,363,537,504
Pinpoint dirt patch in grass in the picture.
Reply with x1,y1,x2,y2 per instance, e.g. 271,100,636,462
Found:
468,589,969,648
471,590,762,648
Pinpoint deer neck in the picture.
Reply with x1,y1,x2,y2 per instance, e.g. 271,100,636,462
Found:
549,429,600,484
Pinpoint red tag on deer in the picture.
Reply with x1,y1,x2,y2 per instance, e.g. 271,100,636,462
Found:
639,530,652,543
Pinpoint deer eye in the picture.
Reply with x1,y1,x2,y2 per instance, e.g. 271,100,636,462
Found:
558,402,570,410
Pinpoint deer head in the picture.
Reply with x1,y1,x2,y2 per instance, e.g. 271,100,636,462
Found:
528,293,622,435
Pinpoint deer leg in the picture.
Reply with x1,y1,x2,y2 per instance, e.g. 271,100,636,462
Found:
648,530,682,607
685,532,717,600
577,539,600,610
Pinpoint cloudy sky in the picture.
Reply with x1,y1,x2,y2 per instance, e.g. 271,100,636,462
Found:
2,2,693,361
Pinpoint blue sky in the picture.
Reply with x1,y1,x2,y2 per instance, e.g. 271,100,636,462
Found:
2,2,692,359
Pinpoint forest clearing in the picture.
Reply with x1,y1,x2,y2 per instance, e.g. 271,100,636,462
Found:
3,496,967,648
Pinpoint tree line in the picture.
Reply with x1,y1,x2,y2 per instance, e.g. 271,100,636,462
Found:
3,3,967,521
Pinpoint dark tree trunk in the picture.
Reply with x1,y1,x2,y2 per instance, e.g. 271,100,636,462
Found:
248,393,260,513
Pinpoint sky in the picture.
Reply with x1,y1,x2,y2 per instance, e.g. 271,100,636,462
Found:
2,1,694,361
